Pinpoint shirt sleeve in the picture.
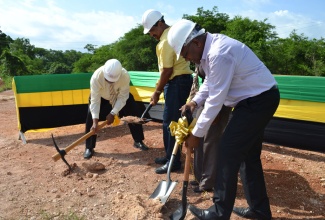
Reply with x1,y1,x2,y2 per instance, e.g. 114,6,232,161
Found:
89,73,102,119
192,55,235,137
111,69,130,114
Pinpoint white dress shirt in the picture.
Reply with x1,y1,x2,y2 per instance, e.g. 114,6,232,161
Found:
89,66,130,119
192,33,277,137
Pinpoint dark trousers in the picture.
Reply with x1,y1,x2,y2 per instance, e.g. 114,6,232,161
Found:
213,88,280,219
163,74,193,167
85,93,144,149
194,105,232,189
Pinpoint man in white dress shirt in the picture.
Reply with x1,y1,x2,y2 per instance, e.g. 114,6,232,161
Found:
84,59,149,159
168,19,279,220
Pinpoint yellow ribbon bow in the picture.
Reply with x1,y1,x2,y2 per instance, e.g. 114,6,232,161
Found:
111,115,120,126
169,116,197,145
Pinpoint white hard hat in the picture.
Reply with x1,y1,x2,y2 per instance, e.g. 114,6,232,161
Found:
168,19,205,60
103,59,122,82
142,9,163,34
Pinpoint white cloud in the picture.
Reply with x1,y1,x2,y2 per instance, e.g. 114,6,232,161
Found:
0,0,137,51
268,10,324,39
231,8,324,39
1,0,323,53
274,10,289,16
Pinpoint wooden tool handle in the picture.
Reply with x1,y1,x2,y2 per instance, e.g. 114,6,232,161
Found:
183,146,192,181
171,142,180,155
52,121,108,162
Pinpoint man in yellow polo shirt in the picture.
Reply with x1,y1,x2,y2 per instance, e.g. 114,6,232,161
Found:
142,9,193,174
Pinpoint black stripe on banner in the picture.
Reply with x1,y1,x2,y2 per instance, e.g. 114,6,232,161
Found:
264,117,325,152
19,105,89,132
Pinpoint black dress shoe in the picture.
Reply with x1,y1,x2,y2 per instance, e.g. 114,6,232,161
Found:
155,162,181,174
233,207,271,220
190,180,199,186
193,186,213,193
133,141,149,151
154,157,168,164
188,204,218,220
83,148,94,159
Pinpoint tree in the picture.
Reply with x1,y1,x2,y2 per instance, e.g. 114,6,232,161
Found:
223,16,277,60
183,6,230,33
0,50,29,76
72,53,93,73
9,38,35,58
72,45,114,73
0,29,13,55
48,62,71,74
266,31,325,76
111,25,157,71
84,44,97,54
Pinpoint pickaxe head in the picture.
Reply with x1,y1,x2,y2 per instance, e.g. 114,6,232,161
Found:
51,134,72,171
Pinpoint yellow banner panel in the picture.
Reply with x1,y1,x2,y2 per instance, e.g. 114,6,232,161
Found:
130,86,165,103
16,89,90,107
274,99,325,123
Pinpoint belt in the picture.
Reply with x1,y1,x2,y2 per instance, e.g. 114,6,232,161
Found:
270,85,278,90
169,74,192,82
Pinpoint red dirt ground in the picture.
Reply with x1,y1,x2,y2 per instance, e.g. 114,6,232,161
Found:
0,90,324,219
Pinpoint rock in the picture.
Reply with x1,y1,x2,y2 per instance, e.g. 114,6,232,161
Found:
86,172,93,178
82,162,105,172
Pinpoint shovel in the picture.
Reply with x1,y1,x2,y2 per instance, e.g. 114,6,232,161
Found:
149,141,180,204
120,103,153,124
149,109,193,205
170,109,193,220
52,120,108,162
141,103,153,119
170,144,192,219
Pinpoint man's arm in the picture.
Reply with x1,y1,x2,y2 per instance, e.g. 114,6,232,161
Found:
151,67,173,105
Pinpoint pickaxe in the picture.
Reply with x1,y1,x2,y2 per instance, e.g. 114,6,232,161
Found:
51,121,108,170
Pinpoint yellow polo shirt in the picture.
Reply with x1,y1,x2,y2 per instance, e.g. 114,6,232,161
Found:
157,27,192,80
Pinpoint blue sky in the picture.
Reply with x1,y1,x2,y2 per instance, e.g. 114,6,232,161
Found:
0,0,324,52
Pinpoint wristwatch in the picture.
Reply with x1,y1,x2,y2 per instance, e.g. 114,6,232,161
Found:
190,100,197,107
155,90,162,95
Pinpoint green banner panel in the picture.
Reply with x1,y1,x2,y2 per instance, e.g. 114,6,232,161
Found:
14,73,325,103
128,71,160,87
14,73,92,93
274,75,325,103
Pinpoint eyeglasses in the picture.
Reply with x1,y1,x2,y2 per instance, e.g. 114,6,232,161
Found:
181,41,193,60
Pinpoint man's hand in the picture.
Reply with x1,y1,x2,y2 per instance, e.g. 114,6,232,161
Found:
91,118,99,134
185,133,200,149
150,91,161,105
180,101,196,116
106,113,115,125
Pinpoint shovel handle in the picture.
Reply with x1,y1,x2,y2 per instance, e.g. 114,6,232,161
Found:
171,142,180,155
183,108,193,181
51,121,108,162
183,146,192,181
141,103,153,119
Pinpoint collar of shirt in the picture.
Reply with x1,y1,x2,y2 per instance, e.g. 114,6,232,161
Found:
201,32,213,63
159,27,170,41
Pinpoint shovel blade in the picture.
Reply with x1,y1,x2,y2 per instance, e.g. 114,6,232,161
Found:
149,180,177,204
169,205,187,220
169,181,189,220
